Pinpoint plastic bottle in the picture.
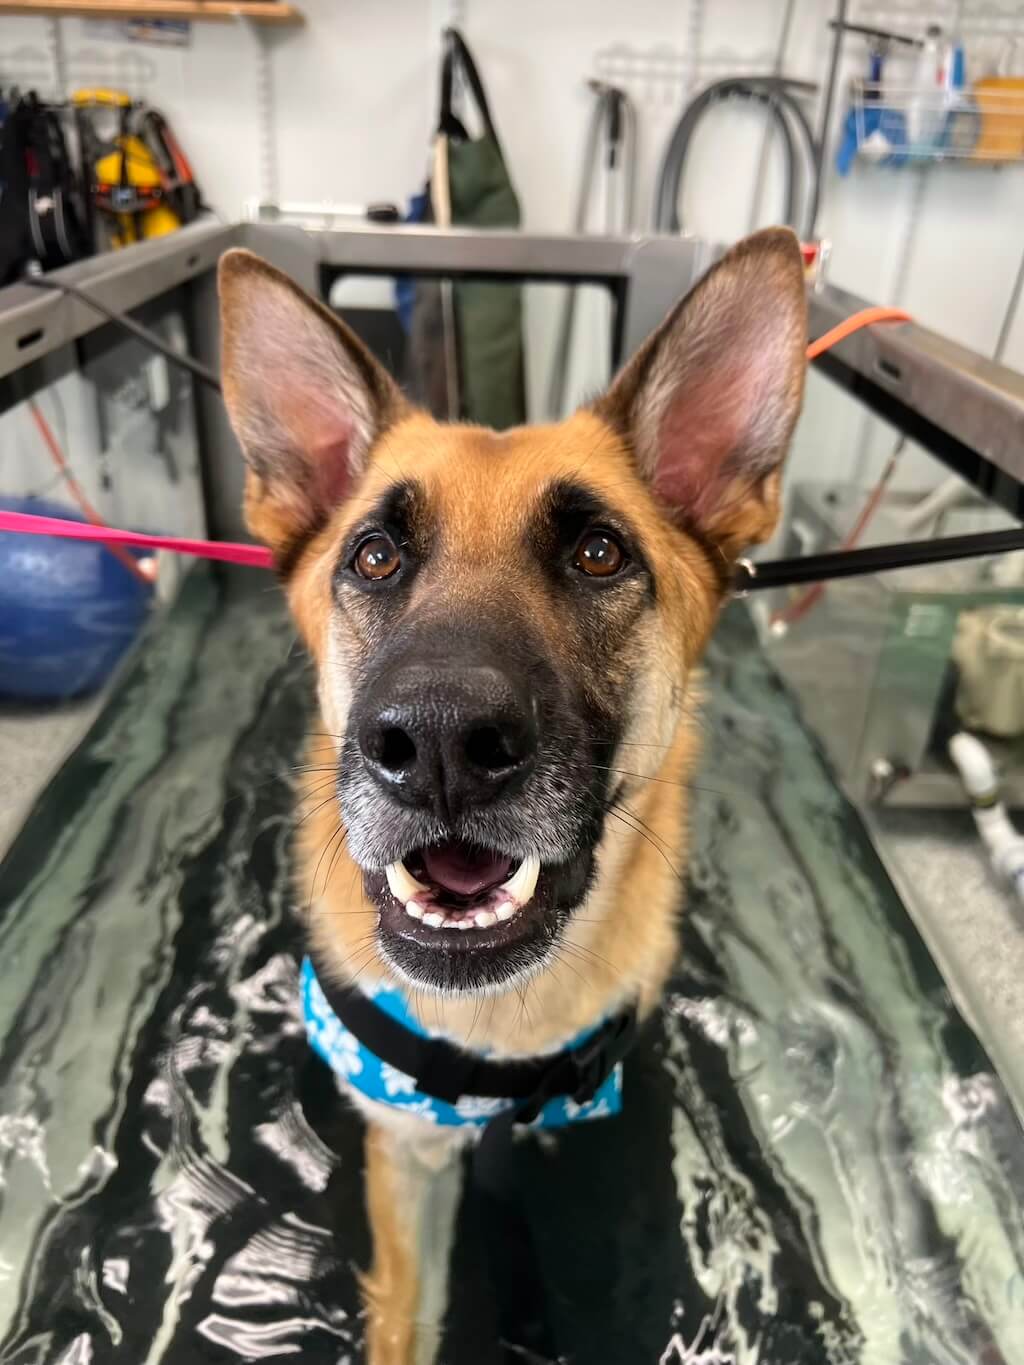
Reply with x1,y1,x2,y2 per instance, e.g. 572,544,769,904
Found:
907,24,945,151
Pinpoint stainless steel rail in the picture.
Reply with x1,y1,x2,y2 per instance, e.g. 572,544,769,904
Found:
0,222,234,382
0,218,1022,531
807,282,1024,502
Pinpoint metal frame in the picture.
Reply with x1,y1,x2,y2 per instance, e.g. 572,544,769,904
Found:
0,223,234,382
1,217,1023,536
808,282,1024,516
0,220,715,536
234,220,712,360
0,221,713,383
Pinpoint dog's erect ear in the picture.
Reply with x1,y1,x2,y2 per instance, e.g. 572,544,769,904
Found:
218,249,406,559
593,228,806,560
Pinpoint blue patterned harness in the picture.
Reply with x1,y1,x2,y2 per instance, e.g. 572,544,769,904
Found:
301,955,626,1130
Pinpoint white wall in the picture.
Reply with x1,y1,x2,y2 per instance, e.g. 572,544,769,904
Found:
3,0,1023,504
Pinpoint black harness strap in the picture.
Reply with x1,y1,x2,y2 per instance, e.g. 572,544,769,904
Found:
309,953,637,1362
309,950,637,1113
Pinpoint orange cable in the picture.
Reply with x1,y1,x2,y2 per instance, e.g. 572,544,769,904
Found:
806,306,912,360
769,305,915,628
27,399,153,586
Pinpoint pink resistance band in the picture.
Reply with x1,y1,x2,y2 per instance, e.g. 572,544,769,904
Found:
0,508,274,570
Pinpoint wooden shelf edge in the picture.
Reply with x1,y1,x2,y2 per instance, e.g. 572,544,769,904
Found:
0,0,303,23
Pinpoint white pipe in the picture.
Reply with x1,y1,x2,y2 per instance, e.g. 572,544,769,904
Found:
949,730,999,800
949,731,1024,905
901,476,970,534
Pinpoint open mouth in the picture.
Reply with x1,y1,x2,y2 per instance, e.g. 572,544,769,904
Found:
370,839,560,989
385,843,541,931
367,838,593,990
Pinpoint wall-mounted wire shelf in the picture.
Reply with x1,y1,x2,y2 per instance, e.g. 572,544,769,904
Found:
848,79,1024,163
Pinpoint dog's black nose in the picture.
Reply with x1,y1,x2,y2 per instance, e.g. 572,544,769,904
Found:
357,663,537,818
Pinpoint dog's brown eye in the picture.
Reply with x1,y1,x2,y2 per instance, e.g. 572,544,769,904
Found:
354,534,401,580
574,530,626,578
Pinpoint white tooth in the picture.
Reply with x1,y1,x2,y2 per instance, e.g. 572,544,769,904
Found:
386,860,428,902
501,854,541,906
404,901,424,920
494,902,517,922
422,911,445,929
450,917,474,931
473,910,497,929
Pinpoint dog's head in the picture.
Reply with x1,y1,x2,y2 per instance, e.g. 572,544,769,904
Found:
219,230,806,995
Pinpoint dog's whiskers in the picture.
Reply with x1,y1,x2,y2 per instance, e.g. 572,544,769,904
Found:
549,950,591,995
308,823,347,906
590,761,729,799
514,979,535,1036
294,788,345,834
607,789,676,855
604,805,685,882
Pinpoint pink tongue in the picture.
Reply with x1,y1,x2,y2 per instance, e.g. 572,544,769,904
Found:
421,844,513,897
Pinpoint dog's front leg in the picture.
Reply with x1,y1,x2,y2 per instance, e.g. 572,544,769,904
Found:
361,1114,465,1365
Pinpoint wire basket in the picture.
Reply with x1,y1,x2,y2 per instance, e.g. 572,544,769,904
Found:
849,79,1024,163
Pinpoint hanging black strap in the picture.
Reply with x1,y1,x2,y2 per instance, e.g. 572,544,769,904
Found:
440,27,501,150
734,525,1024,595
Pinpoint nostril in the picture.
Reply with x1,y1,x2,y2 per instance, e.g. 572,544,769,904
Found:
465,724,519,772
377,726,417,773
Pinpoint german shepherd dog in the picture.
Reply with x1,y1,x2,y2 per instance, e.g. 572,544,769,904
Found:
218,227,807,1363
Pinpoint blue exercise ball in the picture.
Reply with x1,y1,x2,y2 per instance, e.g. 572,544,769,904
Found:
0,496,154,701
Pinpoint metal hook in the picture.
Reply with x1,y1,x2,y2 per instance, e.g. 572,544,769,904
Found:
733,558,758,599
